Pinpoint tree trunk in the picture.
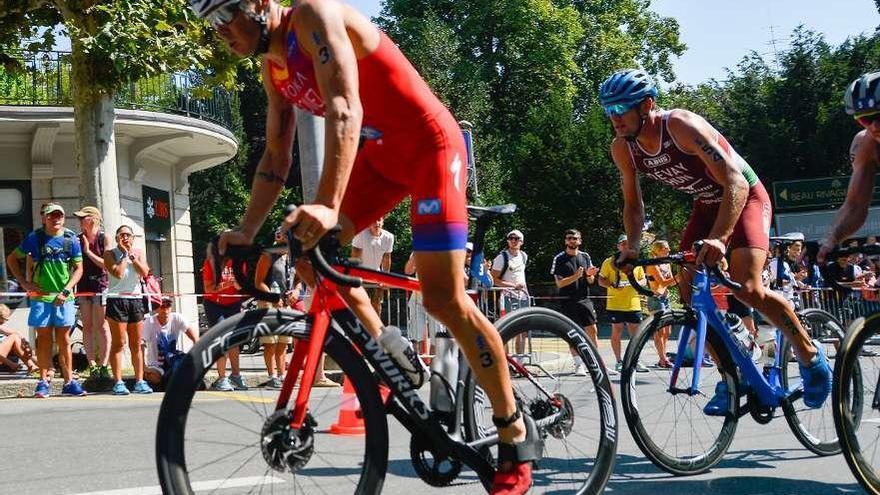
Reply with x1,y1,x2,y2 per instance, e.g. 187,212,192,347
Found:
70,39,122,234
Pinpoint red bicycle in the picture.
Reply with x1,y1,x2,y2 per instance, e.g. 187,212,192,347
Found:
155,204,617,494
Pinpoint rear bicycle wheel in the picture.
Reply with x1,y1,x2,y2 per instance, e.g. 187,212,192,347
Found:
156,309,388,494
621,309,739,476
835,313,880,495
462,307,618,494
781,308,854,455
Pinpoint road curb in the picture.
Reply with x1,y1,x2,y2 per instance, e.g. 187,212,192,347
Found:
0,370,344,399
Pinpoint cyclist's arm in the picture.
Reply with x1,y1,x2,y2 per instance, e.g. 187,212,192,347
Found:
611,138,644,251
294,0,363,211
667,110,748,244
238,64,297,241
823,132,877,246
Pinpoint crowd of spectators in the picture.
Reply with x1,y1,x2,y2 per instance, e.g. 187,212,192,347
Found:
8,201,880,398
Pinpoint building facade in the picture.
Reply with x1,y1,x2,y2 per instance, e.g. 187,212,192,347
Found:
0,52,238,331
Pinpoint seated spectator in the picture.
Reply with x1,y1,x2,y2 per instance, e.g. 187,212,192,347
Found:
0,304,38,373
143,297,198,389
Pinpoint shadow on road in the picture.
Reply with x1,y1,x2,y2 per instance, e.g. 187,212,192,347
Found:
609,451,862,494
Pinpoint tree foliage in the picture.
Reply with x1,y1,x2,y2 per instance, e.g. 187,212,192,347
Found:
671,28,880,186
0,0,238,92
377,0,685,283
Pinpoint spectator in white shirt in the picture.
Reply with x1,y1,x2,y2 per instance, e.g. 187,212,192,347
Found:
143,297,198,389
352,216,394,315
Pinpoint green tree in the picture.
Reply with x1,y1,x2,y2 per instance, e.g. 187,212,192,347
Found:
377,0,684,283
0,0,237,213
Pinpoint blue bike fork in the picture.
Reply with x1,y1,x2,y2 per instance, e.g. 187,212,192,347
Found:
669,311,709,396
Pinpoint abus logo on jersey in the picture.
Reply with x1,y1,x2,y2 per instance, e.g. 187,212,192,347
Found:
417,199,442,216
644,154,671,168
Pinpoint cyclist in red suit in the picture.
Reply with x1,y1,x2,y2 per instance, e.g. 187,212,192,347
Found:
600,69,832,414
189,1,533,491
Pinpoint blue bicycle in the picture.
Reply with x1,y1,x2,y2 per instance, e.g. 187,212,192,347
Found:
619,242,854,475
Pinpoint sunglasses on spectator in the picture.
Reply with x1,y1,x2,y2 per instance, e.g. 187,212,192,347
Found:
205,3,242,28
507,236,521,241
118,232,133,239
856,111,880,127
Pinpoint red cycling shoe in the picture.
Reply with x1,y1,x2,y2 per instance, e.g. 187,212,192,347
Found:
490,408,543,495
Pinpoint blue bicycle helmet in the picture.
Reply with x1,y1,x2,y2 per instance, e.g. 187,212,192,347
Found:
845,71,880,115
599,69,658,113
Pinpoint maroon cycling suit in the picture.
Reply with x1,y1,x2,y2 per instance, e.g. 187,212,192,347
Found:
626,111,771,252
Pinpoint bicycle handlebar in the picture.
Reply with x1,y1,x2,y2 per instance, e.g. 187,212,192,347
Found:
616,240,742,296
211,205,363,302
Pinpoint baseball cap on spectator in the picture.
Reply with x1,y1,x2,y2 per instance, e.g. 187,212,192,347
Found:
507,229,524,242
465,242,474,252
74,206,102,220
617,234,628,244
42,203,65,216
160,297,173,308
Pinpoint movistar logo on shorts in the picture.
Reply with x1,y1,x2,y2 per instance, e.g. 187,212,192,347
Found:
360,126,383,140
416,199,442,216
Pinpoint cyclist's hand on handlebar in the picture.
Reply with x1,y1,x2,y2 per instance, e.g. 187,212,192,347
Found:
615,247,639,274
695,238,726,267
284,204,339,250
218,229,253,256
817,236,837,265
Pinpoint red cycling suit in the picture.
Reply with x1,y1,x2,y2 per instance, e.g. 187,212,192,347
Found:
267,8,467,251
626,111,772,252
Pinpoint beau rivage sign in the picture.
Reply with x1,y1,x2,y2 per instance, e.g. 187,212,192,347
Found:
142,185,171,237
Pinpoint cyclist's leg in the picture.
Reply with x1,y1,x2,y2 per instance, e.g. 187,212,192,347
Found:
729,251,816,363
415,250,525,443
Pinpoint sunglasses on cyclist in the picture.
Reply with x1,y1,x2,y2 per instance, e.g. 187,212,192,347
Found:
604,102,636,117
204,3,241,28
856,111,880,127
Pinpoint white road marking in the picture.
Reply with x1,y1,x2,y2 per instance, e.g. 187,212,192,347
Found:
69,475,286,495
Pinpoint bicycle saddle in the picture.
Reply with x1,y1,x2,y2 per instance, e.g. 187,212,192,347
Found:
467,204,517,219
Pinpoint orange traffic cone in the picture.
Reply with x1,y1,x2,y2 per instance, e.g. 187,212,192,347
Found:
330,376,392,436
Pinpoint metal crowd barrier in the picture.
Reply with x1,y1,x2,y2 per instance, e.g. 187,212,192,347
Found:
793,287,880,328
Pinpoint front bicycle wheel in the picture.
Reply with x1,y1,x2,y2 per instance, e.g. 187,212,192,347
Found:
835,313,879,495
781,308,854,455
621,309,739,476
462,307,618,494
156,309,388,494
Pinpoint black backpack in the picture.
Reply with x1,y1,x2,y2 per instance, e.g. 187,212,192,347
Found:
499,250,528,279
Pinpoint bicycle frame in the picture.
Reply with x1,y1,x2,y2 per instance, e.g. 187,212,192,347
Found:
672,268,798,409
275,262,496,488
